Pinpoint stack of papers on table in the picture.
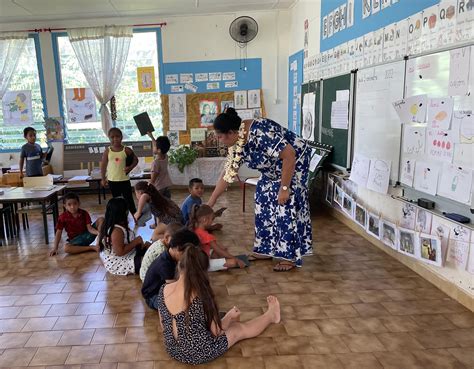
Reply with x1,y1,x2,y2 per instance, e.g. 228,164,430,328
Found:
67,176,91,188
30,185,55,191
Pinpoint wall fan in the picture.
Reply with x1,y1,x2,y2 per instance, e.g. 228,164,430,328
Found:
229,16,258,71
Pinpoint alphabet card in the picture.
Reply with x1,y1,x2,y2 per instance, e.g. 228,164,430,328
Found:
366,159,391,194
413,161,440,196
419,234,442,266
426,129,455,163
403,125,426,155
428,97,454,130
437,163,473,204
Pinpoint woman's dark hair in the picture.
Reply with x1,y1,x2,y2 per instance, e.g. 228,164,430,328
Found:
168,228,200,252
188,204,214,230
213,107,241,133
155,136,171,155
99,197,129,251
134,181,179,218
179,245,221,331
108,127,123,138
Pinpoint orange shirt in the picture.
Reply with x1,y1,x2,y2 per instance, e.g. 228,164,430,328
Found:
194,227,215,257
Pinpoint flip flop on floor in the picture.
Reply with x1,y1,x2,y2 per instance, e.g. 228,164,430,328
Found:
273,261,296,272
247,254,272,261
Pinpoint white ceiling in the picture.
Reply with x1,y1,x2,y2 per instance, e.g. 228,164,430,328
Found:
0,0,296,24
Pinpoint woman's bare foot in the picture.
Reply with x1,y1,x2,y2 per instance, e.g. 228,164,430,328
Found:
266,296,280,324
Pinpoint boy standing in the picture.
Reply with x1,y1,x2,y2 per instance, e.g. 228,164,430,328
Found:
20,127,44,178
147,132,173,199
50,192,104,256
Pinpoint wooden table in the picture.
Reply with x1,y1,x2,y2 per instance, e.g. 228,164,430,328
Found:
0,185,66,244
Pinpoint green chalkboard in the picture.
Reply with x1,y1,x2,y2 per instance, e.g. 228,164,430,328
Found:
300,81,321,141
320,73,353,168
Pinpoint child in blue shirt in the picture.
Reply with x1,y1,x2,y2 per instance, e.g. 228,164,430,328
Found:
20,127,45,177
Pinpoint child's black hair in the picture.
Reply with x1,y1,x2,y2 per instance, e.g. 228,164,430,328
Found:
63,192,80,203
155,136,171,155
99,197,129,251
23,127,36,138
168,228,200,252
188,178,203,189
108,127,123,137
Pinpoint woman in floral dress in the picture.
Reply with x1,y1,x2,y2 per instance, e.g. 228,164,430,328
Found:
208,108,312,271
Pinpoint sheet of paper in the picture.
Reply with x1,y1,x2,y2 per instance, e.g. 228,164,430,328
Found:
302,92,316,140
222,72,235,81
236,109,254,120
366,159,391,194
330,101,349,129
195,73,208,82
437,163,473,204
165,74,178,84
419,234,442,267
398,228,420,259
428,97,454,130
247,89,261,109
451,110,474,144
206,82,220,90
392,94,428,123
416,208,433,233
190,128,207,142
234,91,247,109
400,203,417,229
400,159,416,186
209,72,222,81
448,46,471,96
413,161,440,196
447,240,470,270
179,73,193,84
184,83,198,93
225,81,238,88
99,147,105,153
349,153,371,187
453,143,473,168
426,128,454,163
65,88,97,124
336,89,350,101
170,85,183,93
403,125,426,155
168,94,187,130
309,150,323,172
431,216,451,264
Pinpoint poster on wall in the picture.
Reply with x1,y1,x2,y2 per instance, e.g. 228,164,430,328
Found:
199,100,218,128
302,92,316,141
136,66,156,93
168,94,186,131
247,90,261,109
2,90,34,125
44,117,64,142
65,88,97,123
234,91,247,109
221,100,234,112
407,12,423,55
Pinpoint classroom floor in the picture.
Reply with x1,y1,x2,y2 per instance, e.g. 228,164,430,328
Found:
0,187,472,369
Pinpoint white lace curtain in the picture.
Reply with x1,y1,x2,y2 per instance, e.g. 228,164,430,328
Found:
68,26,133,134
0,32,28,100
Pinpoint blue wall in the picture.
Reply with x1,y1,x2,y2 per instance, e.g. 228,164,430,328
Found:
288,50,304,135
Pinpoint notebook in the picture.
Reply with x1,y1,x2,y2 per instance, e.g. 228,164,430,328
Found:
133,112,155,136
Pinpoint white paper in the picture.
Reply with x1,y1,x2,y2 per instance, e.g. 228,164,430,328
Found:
416,208,433,233
165,74,178,84
342,193,355,218
451,110,474,144
398,228,420,259
225,81,238,88
209,72,222,81
168,94,186,131
222,72,235,81
234,91,247,109
88,147,94,154
448,46,471,96
431,216,451,264
467,243,474,274
170,85,183,93
453,143,473,168
392,94,428,123
309,150,323,172
65,88,97,123
437,163,473,204
451,224,471,242
236,109,253,120
428,97,454,130
366,212,381,239
400,159,415,186
179,73,193,84
400,203,417,229
349,153,371,187
190,128,207,141
2,90,34,125
99,146,105,153
330,101,349,129
167,131,179,147
206,82,220,90
195,73,208,82
69,175,91,181
184,83,198,93
366,159,391,194
336,89,350,101
447,239,470,270
407,12,423,55
437,0,457,48
302,92,316,140
247,90,261,109
403,125,426,155
419,233,442,266
413,161,440,196
426,128,455,163
381,220,398,250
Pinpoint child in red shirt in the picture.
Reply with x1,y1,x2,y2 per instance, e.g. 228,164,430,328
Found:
50,192,104,256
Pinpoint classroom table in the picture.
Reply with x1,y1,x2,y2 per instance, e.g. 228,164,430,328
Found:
0,185,66,244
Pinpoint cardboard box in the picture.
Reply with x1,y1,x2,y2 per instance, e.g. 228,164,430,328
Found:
42,164,53,176
2,173,22,186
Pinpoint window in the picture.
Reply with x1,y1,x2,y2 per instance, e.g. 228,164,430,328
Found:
55,30,162,144
0,35,47,150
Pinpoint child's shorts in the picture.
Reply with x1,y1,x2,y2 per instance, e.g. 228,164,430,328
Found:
68,222,97,246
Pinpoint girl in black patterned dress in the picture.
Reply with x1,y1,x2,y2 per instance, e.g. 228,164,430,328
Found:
156,245,281,365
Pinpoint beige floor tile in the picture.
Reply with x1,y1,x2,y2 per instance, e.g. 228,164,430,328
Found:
101,343,138,362
65,344,105,364
29,346,72,366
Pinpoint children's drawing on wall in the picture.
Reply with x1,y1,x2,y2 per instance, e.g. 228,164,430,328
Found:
451,110,473,144
349,153,371,187
420,234,442,266
426,128,454,163
428,97,453,130
381,220,397,249
366,159,391,194
354,203,367,228
400,159,416,186
247,89,261,109
438,164,473,204
199,100,218,128
44,117,64,142
430,216,450,263
234,91,247,109
136,66,156,93
167,131,179,147
169,94,187,131
342,194,354,217
402,125,426,155
2,90,33,125
447,239,470,270
400,203,417,229
366,212,380,239
334,184,343,207
220,100,234,113
415,209,433,233
392,94,427,123
398,228,418,258
66,88,97,123
326,178,334,205
413,161,440,196
302,92,316,140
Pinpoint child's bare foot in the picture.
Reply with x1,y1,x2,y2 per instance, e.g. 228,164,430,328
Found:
226,306,241,322
224,258,237,268
266,296,280,324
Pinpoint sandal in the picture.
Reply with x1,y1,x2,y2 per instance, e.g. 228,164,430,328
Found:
273,261,296,272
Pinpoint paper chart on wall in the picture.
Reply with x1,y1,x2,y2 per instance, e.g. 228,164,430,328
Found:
437,0,457,48
400,159,416,186
209,72,222,81
222,72,235,81
448,46,471,96
437,163,473,204
420,4,439,52
456,1,474,42
427,97,454,130
451,110,474,144
349,153,371,187
179,73,193,84
168,94,186,131
383,22,408,62
195,73,208,82
413,161,440,196
234,91,247,109
302,92,316,141
415,208,432,233
407,12,423,55
403,125,426,155
366,159,391,194
431,216,451,263
426,129,454,163
392,94,428,123
330,101,349,129
247,90,261,109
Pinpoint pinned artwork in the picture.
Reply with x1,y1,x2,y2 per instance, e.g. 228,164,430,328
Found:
195,73,208,82
392,94,428,123
136,66,156,93
398,228,419,259
220,100,234,113
342,194,354,218
167,131,179,147
403,125,426,155
234,91,247,109
415,209,432,233
451,110,473,144
447,239,470,270
334,184,344,207
354,203,367,228
400,159,416,186
44,117,64,142
326,178,334,205
2,90,34,125
65,88,97,123
413,161,440,196
165,74,178,84
366,159,391,194
199,100,218,128
247,90,261,109
420,234,442,266
302,93,316,141
431,216,451,263
437,164,473,204
426,129,454,163
467,243,474,274
366,212,381,239
349,154,371,187
169,94,187,131
381,220,398,250
448,46,471,96
428,97,454,130
400,203,417,229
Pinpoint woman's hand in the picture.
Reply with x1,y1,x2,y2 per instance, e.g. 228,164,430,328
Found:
277,187,290,205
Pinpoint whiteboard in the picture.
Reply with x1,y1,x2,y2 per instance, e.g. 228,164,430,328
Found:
353,60,406,182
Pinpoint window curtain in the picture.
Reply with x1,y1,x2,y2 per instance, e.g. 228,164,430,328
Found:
0,32,28,100
68,26,132,134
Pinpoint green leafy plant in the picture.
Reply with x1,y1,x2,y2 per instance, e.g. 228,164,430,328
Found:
169,145,199,173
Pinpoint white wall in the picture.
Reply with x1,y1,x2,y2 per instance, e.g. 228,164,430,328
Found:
288,0,321,57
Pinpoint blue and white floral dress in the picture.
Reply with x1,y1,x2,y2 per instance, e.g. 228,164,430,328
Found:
242,119,312,267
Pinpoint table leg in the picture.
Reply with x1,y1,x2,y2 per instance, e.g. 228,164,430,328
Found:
53,193,59,228
242,183,246,213
42,201,49,244
98,181,101,204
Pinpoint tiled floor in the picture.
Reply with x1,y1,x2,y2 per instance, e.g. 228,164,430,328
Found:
0,187,473,369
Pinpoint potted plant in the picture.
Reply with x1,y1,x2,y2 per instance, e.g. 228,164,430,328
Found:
168,145,199,173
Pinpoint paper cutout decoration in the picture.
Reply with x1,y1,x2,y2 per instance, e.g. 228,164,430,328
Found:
2,90,34,125
415,209,432,233
398,228,419,259
400,203,417,229
302,93,316,140
392,94,428,123
420,234,442,266
447,239,470,270
199,100,218,128
448,46,471,96
234,91,247,109
366,212,381,239
220,100,234,113
451,110,473,144
342,194,354,218
65,88,97,123
431,216,451,264
426,128,454,163
400,159,416,186
403,125,426,155
437,164,473,204
366,159,391,194
326,178,334,205
136,66,156,93
428,97,454,130
354,203,367,228
334,184,343,207
413,161,440,196
349,154,371,187
381,220,398,249
247,90,261,109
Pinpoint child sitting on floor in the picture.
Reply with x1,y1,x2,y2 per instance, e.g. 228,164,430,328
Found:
134,181,183,240
189,205,247,271
156,246,280,365
50,192,104,256
139,222,182,281
99,197,147,275
141,228,200,309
